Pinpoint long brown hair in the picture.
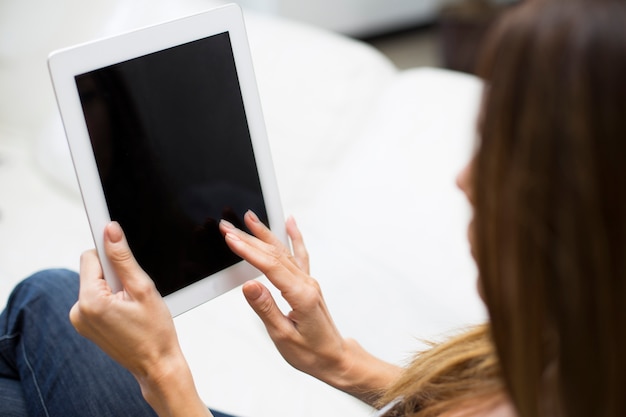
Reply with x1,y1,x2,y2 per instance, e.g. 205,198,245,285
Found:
377,325,505,417
474,1,626,416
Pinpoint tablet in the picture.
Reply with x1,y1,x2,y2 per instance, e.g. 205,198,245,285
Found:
48,3,287,316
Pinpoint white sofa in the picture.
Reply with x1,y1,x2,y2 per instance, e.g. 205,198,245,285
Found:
236,0,446,37
0,2,486,416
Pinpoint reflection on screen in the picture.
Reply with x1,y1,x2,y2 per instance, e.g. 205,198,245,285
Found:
75,32,268,296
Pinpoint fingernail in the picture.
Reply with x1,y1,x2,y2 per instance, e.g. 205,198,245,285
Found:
225,232,241,242
246,210,260,223
243,281,262,300
220,219,235,230
106,222,123,243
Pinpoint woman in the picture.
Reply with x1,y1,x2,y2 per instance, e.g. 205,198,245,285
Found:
2,0,625,416
473,0,626,416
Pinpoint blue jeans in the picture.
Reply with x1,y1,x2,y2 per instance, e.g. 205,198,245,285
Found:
0,269,235,417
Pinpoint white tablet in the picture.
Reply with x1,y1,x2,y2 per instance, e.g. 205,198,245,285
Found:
48,3,286,316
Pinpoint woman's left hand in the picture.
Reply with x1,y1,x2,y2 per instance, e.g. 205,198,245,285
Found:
69,222,210,417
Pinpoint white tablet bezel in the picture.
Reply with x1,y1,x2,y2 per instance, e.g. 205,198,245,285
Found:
48,3,286,316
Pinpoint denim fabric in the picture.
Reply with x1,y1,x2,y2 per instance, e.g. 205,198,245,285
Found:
0,269,236,417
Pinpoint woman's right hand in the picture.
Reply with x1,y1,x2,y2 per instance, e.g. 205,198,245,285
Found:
220,212,401,403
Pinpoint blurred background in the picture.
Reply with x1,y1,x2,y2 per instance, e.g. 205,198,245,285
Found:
240,0,518,72
0,0,517,148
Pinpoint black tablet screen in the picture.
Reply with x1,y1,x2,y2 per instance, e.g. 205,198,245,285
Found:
75,32,268,296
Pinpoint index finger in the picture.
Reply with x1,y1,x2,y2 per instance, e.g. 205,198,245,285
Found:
243,211,291,252
71,249,113,332
241,212,310,275
78,249,112,300
221,223,305,293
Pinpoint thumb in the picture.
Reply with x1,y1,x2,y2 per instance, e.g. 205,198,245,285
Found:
242,281,289,333
104,222,153,294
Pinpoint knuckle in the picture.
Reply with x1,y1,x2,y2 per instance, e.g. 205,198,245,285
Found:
265,247,286,270
133,279,157,299
107,247,134,265
73,300,103,325
292,277,323,307
256,295,274,317
80,250,96,265
267,244,283,260
265,256,283,273
271,325,295,344
68,305,81,327
300,251,310,263
305,276,322,293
